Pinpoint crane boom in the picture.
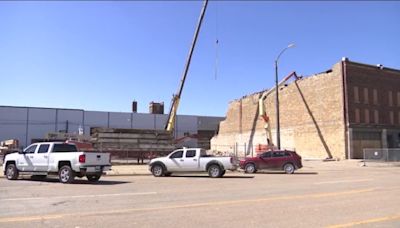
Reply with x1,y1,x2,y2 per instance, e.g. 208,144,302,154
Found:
165,0,209,134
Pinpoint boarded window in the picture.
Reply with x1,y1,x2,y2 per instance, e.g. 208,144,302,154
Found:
363,88,369,104
355,108,360,123
364,109,370,124
373,89,378,105
388,91,393,106
389,111,394,125
374,110,379,124
353,86,359,103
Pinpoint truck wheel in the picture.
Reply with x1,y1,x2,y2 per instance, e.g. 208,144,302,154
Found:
283,163,295,174
208,164,222,178
6,164,19,180
151,164,165,177
59,165,75,184
245,163,256,173
86,174,101,182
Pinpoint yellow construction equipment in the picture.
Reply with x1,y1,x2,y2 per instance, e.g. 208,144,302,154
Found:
165,0,209,134
259,71,300,147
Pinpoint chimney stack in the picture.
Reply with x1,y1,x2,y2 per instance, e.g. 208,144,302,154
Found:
149,102,164,114
132,101,138,113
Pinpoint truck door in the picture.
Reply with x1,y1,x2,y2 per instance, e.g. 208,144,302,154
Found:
31,143,50,172
181,149,200,171
17,144,37,171
165,150,184,171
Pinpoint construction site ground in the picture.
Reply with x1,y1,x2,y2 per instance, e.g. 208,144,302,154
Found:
0,160,400,228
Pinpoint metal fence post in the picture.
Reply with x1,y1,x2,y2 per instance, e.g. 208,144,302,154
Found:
363,149,366,167
235,142,238,158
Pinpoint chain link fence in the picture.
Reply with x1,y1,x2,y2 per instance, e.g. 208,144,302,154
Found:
363,148,400,166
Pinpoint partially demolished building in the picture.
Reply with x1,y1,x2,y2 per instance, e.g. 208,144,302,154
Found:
211,59,400,159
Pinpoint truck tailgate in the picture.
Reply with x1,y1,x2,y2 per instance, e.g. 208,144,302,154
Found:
83,153,110,166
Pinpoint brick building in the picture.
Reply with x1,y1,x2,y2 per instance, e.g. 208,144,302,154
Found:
211,59,400,159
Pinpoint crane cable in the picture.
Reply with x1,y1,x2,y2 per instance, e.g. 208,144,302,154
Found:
214,0,219,80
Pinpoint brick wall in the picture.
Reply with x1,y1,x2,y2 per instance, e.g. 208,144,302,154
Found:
211,62,347,159
346,61,400,128
345,61,400,158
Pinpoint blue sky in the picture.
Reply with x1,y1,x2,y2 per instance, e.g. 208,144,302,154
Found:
0,1,399,117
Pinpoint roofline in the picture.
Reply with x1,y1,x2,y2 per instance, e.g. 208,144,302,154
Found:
342,59,400,74
0,105,83,112
0,105,224,118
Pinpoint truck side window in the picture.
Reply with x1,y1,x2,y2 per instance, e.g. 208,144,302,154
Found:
24,145,37,154
170,151,183,159
38,144,50,153
52,144,78,153
186,150,196,158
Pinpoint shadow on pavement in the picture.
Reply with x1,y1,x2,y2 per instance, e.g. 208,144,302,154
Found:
253,171,318,175
19,177,130,185
168,175,254,179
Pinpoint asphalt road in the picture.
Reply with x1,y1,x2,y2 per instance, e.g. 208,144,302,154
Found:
0,163,399,228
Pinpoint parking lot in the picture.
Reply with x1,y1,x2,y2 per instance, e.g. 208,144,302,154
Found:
0,161,399,228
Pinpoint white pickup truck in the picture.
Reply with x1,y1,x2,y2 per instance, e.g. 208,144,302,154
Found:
3,142,111,183
149,148,238,178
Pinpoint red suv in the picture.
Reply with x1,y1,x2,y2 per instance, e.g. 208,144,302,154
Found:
239,150,302,174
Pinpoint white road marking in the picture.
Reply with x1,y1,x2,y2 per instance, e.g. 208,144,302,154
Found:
1,192,157,201
314,179,373,185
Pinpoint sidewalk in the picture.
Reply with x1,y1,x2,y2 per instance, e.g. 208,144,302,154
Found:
0,164,151,178
0,160,397,178
106,164,150,176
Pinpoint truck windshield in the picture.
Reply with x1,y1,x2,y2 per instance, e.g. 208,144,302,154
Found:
52,144,78,152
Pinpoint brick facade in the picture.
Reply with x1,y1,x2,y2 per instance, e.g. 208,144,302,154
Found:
211,59,400,159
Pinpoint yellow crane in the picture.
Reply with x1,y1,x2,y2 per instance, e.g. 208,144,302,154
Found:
165,0,209,134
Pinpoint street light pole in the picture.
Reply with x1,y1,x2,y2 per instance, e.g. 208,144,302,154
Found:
275,43,295,150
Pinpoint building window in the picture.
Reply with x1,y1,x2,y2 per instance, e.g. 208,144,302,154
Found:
389,111,394,125
373,89,378,105
355,108,360,123
388,91,393,106
363,88,369,104
374,110,379,124
398,112,400,125
353,86,359,103
364,109,370,124
397,92,400,107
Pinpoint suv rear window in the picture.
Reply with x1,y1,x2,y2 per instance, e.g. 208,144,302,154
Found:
52,144,78,153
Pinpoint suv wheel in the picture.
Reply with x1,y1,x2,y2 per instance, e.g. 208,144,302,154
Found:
208,164,222,178
283,163,295,174
59,165,75,184
151,164,165,177
244,163,256,173
6,164,19,180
